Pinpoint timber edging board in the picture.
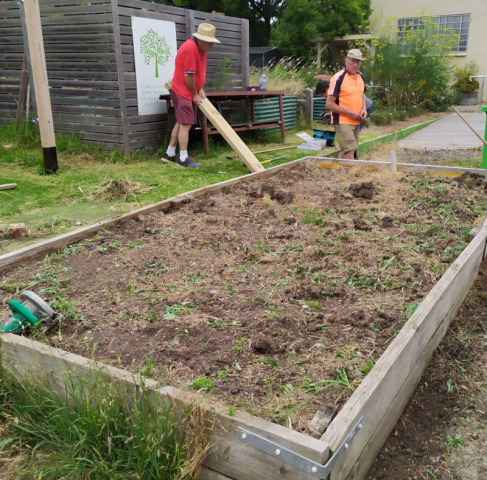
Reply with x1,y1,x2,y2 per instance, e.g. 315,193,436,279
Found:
2,157,487,479
0,333,327,480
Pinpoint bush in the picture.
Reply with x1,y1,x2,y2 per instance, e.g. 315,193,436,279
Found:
358,18,457,111
452,61,480,94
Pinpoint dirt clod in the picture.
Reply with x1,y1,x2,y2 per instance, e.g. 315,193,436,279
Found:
353,218,372,231
349,182,375,199
251,335,272,353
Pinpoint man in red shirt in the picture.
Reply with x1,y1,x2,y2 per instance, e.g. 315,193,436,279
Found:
162,23,220,168
326,49,367,159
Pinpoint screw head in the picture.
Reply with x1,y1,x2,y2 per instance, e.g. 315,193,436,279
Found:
241,433,247,439
275,449,281,455
345,443,349,449
311,466,318,473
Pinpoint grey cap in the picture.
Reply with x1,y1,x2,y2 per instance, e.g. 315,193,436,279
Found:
347,49,364,61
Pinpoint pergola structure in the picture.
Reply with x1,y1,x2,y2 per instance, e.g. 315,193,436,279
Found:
315,33,375,67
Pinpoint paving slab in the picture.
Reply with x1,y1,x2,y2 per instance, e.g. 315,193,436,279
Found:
398,113,486,150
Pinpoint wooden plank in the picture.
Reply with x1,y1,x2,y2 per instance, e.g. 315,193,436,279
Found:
39,0,110,6
45,62,116,72
50,97,120,107
193,11,242,26
111,0,129,155
0,334,327,480
0,1,22,8
117,7,185,26
126,121,167,133
51,104,120,115
48,79,118,89
76,130,122,143
128,137,161,149
42,23,114,34
45,53,116,61
50,88,118,98
47,71,118,80
322,218,487,480
198,98,264,173
0,184,18,191
55,122,122,134
0,156,313,271
45,44,115,53
117,0,187,17
39,13,113,25
315,158,487,177
126,113,166,123
52,113,121,125
37,4,111,16
199,467,234,480
43,33,115,44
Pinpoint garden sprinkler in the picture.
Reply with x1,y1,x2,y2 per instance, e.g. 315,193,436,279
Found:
1,291,59,335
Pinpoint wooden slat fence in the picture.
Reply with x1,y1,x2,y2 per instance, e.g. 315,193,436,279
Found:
0,0,249,152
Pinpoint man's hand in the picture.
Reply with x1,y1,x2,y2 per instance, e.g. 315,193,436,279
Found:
349,111,363,122
199,90,206,100
192,94,203,105
360,108,368,121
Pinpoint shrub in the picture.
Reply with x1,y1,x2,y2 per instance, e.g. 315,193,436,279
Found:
358,17,457,111
452,61,480,94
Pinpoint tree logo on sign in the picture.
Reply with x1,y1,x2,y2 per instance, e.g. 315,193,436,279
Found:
140,28,171,78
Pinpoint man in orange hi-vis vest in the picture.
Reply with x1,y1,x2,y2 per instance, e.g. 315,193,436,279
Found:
326,49,367,159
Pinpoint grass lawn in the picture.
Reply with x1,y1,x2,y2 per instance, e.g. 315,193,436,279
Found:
1,112,442,254
0,120,342,253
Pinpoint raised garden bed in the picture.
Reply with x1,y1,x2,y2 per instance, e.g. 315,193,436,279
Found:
2,157,487,479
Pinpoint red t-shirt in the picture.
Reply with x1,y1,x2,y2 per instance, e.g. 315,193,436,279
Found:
171,38,207,100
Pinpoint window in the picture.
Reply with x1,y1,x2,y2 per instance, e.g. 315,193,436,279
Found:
397,14,471,53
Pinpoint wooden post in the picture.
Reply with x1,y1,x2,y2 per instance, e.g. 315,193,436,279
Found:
111,0,130,156
16,57,29,128
305,88,314,125
19,0,36,119
240,18,250,89
23,0,57,174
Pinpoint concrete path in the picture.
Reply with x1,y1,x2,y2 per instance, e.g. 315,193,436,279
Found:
398,113,486,149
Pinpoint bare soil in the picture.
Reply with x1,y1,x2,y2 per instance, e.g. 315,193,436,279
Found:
2,162,487,435
368,263,487,480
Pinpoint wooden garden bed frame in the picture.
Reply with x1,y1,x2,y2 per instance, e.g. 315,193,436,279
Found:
2,157,487,480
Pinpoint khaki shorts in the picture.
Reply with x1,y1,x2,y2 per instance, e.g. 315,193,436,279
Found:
335,124,360,153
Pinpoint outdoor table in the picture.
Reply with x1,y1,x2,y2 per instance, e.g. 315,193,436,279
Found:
159,90,286,153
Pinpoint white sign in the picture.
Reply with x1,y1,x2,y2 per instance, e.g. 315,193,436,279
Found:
132,17,177,116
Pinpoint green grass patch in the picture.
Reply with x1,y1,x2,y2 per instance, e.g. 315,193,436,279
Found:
0,366,211,479
440,158,482,169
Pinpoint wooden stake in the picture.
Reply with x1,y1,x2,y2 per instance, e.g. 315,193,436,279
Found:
16,57,29,128
23,0,58,173
0,184,18,191
452,106,487,147
198,98,264,173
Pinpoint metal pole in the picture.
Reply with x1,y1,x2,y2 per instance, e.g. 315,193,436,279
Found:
482,106,487,169
23,0,58,174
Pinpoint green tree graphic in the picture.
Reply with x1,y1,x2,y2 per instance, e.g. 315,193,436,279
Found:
140,28,171,78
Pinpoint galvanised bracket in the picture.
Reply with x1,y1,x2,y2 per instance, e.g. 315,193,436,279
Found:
236,417,363,479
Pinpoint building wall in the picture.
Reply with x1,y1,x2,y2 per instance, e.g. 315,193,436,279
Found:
371,0,487,101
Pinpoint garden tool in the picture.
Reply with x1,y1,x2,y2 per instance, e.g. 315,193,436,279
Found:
1,290,58,335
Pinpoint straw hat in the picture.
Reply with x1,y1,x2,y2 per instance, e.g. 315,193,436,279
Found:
347,49,364,61
193,23,221,44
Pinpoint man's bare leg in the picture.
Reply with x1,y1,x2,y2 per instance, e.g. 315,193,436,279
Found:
339,150,355,159
178,123,191,152
169,123,180,147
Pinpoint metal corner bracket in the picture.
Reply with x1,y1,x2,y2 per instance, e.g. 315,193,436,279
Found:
236,417,363,479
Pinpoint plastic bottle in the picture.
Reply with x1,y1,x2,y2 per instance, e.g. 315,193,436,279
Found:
259,74,267,91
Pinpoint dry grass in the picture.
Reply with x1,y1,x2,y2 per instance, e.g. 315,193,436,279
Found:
89,176,157,202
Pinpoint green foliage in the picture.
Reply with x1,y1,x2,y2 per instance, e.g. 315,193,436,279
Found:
452,61,480,94
209,57,233,91
184,376,214,391
360,18,457,111
0,369,208,479
272,0,372,58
